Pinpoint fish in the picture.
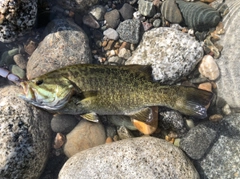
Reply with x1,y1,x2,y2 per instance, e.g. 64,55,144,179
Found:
19,64,213,122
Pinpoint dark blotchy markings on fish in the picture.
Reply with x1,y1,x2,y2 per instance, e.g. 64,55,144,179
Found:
176,0,221,31
19,64,213,121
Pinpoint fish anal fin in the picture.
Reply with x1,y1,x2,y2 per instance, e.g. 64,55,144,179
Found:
80,112,99,122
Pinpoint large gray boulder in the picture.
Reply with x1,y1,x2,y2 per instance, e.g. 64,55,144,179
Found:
59,137,200,179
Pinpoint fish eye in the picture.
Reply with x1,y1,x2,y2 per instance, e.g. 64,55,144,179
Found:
36,80,43,86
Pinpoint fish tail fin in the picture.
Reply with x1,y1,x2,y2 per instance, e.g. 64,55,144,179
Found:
173,86,213,119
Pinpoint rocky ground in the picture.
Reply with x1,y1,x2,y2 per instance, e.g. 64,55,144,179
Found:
0,0,240,179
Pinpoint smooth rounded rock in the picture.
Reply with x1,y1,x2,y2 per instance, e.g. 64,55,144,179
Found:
119,3,134,20
63,120,106,158
138,0,156,17
104,9,120,29
216,0,240,108
0,85,52,179
59,137,200,179
199,55,220,80
161,0,183,23
27,18,92,79
89,5,106,21
82,14,100,28
51,114,79,134
13,54,28,70
126,26,203,83
103,28,119,40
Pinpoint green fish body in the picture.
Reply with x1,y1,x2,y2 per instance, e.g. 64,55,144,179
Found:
19,64,212,122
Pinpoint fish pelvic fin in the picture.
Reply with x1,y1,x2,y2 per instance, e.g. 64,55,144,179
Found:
173,87,213,119
80,112,99,122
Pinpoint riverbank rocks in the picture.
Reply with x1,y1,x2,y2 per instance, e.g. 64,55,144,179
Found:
63,120,106,158
0,0,37,43
161,0,183,23
195,114,240,178
126,26,203,83
116,19,141,44
138,0,156,17
27,18,92,79
176,0,221,31
59,137,199,179
216,0,240,108
0,85,52,179
57,0,98,12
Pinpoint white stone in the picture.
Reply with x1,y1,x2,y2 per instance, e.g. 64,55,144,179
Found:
126,26,203,84
199,55,220,80
103,28,119,40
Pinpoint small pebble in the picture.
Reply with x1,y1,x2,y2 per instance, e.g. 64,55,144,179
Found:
9,65,26,79
24,40,37,55
142,21,153,31
199,55,220,80
13,54,27,70
209,114,223,122
53,133,66,149
104,40,115,51
89,5,106,21
198,82,212,92
108,56,125,65
161,0,183,23
103,28,119,40
222,104,231,115
186,119,195,128
133,11,142,19
138,0,156,17
118,48,131,59
118,3,134,20
104,9,120,29
117,126,134,139
153,19,161,27
105,137,113,143
82,14,100,29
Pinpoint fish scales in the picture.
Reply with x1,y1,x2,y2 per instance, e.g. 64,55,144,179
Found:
19,64,213,120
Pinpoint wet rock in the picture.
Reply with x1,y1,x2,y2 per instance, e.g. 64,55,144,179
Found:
0,48,19,66
9,64,26,79
118,48,132,59
216,0,240,108
24,40,37,55
104,9,121,29
63,120,106,158
53,133,66,149
176,0,221,31
138,0,156,17
199,55,220,80
116,19,141,44
103,28,119,40
126,26,203,83
13,54,27,70
27,18,92,79
51,114,79,134
82,14,100,28
153,19,161,27
0,85,52,179
195,114,240,178
89,5,106,21
117,126,134,139
119,3,134,20
0,0,37,43
161,0,183,23
59,137,200,179
179,122,218,159
159,110,187,136
107,115,136,130
57,0,98,12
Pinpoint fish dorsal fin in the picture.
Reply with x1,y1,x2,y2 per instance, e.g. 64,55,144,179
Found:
80,112,99,122
125,65,153,81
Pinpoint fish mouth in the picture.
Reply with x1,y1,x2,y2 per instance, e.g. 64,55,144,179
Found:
19,81,36,101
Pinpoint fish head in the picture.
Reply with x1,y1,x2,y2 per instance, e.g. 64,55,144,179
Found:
19,75,74,110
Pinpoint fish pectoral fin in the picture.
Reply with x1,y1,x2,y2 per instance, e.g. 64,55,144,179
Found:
128,107,155,123
80,112,99,122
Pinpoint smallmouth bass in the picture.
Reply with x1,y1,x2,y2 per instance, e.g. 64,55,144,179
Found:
19,64,212,122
